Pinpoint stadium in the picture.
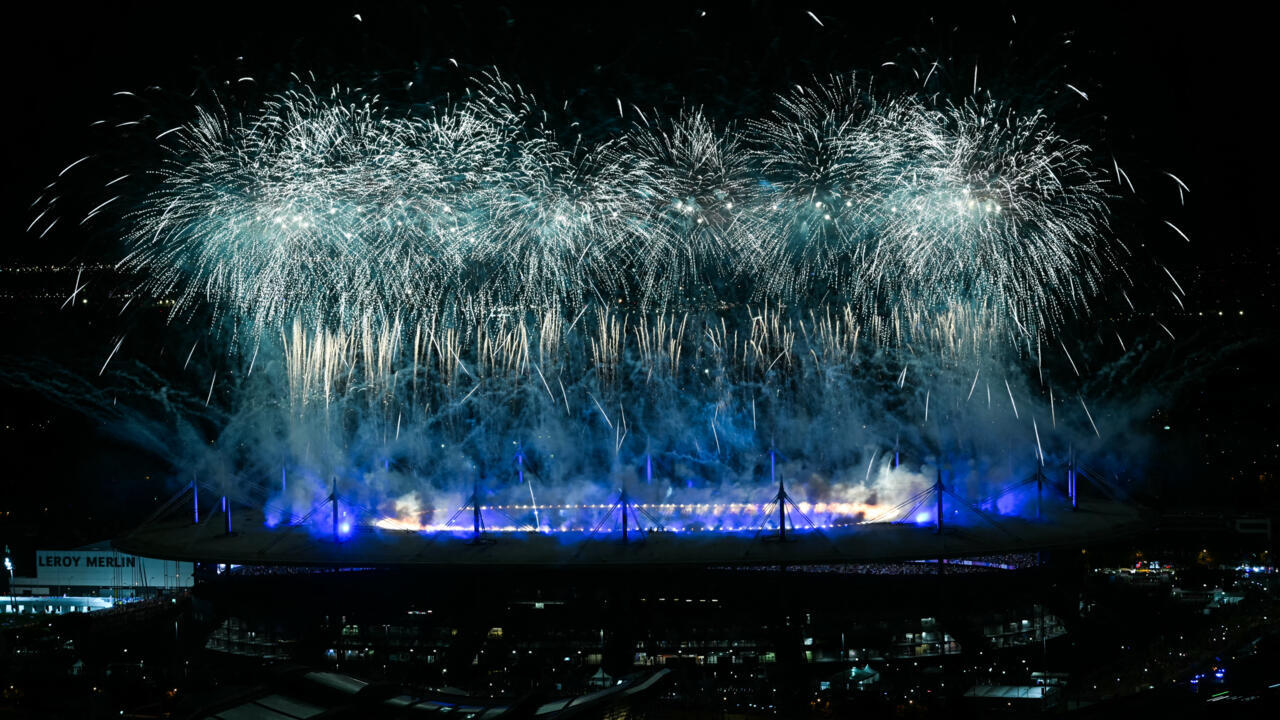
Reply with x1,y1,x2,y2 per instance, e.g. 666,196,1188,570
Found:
116,460,1147,568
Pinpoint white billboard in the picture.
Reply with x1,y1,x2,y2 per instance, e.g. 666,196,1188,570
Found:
30,549,192,590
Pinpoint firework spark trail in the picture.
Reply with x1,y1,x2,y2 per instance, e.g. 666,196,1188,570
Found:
99,335,125,376
1164,220,1191,243
1165,171,1190,205
1005,378,1019,419
60,268,86,310
1065,84,1089,101
1079,396,1101,437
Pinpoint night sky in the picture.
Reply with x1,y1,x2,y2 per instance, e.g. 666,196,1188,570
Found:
1,2,1275,562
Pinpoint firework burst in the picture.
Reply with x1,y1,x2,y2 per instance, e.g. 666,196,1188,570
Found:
105,72,1111,358
23,67,1154,533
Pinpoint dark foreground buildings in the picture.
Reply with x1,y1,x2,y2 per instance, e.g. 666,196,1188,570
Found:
2,513,1278,719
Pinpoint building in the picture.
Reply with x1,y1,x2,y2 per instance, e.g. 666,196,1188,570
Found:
3,541,192,615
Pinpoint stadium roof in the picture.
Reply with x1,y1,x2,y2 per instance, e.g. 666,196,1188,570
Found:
115,485,1148,568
